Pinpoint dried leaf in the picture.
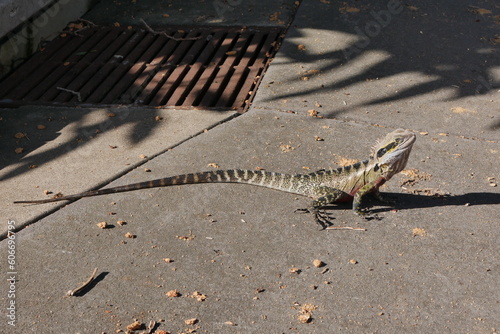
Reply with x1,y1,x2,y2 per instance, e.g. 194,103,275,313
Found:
126,321,142,330
412,227,427,237
124,232,136,239
166,289,181,297
451,107,476,113
313,259,325,267
279,144,294,152
307,109,318,117
191,291,207,302
339,6,360,13
96,221,108,229
468,7,492,15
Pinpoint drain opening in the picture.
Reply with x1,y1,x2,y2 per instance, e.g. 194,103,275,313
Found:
0,25,284,112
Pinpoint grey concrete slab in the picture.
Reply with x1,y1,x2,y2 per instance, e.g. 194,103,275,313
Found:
252,0,499,141
1,110,499,333
83,0,298,27
0,0,93,77
1,0,499,333
0,0,92,38
1,106,236,235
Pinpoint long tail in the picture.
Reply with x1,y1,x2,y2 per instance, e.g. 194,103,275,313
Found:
14,169,307,205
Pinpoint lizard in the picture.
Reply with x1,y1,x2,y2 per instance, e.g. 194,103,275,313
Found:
14,128,416,228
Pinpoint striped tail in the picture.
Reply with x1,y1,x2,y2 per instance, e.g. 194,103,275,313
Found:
14,169,307,205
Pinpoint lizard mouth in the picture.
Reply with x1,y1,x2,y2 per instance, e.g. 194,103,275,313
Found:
401,132,416,149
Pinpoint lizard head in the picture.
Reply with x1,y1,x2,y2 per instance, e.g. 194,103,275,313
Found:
372,129,416,175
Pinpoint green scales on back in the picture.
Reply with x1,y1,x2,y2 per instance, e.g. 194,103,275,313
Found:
15,129,416,228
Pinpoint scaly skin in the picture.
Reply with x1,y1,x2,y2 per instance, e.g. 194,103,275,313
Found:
15,129,416,227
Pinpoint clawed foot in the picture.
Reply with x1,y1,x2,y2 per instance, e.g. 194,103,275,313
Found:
295,207,335,229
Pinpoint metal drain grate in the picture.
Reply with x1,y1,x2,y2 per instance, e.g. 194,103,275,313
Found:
0,25,283,111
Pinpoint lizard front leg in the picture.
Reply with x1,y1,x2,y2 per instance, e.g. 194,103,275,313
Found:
371,188,395,206
353,177,387,217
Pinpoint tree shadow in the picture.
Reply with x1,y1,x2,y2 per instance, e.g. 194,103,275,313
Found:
0,106,166,182
266,1,498,122
1,1,498,184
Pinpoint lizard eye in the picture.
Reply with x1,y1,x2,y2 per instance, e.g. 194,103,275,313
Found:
376,147,387,158
376,141,397,158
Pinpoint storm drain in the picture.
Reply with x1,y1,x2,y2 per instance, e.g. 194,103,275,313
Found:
0,25,284,112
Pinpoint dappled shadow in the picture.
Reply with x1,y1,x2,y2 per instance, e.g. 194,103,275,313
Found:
265,0,498,121
0,107,165,182
1,1,498,183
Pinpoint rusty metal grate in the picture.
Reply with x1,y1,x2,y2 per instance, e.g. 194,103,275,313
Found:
0,26,283,112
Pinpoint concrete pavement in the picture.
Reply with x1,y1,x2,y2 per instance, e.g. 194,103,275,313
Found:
1,0,499,333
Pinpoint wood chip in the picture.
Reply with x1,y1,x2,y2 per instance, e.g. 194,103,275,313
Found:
298,313,311,323
313,259,325,268
176,232,195,241
125,232,136,239
279,144,294,152
297,303,317,323
412,227,427,237
96,221,108,229
191,291,208,302
126,320,142,330
166,289,180,297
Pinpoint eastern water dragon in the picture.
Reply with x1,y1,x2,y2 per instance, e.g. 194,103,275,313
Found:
15,129,416,227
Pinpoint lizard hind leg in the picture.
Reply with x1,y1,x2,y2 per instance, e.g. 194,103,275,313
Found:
294,206,335,229
296,187,345,229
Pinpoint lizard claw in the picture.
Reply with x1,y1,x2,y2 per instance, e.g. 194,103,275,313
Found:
295,207,335,229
